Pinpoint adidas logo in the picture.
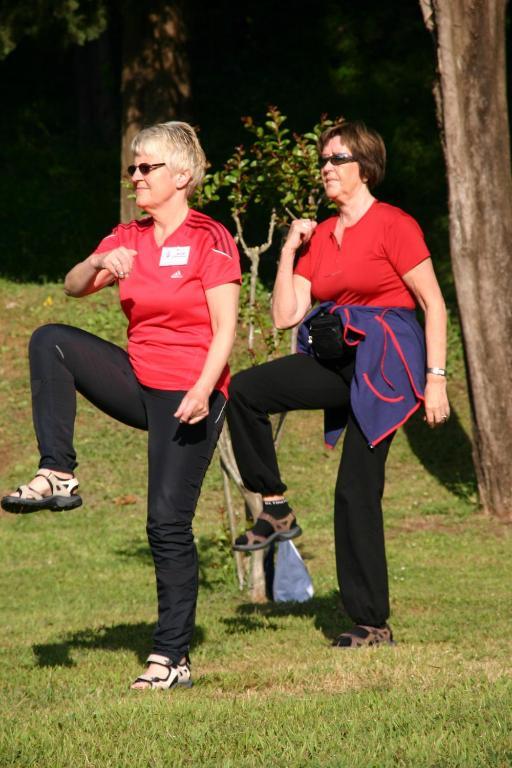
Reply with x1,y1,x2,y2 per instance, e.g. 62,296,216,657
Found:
170,270,183,279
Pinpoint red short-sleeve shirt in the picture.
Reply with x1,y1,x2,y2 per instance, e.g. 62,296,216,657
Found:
92,209,241,395
294,201,430,308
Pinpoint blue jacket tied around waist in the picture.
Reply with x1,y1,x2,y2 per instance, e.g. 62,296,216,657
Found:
297,303,426,448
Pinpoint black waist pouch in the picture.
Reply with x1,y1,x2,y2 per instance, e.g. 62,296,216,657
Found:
308,311,348,361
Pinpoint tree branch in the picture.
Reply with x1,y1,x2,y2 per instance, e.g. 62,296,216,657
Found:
418,0,435,32
259,210,277,255
232,211,250,256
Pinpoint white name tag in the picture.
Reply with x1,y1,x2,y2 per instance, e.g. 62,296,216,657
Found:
160,246,190,266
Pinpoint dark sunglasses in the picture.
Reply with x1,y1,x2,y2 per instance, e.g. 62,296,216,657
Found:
318,153,358,169
127,162,166,176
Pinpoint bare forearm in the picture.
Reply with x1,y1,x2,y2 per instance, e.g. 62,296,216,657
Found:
64,255,108,297
424,297,447,372
272,219,315,329
64,247,136,297
195,324,237,394
272,246,300,328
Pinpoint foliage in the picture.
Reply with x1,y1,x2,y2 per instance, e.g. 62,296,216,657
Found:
236,273,287,366
321,1,446,225
0,1,462,282
196,106,336,226
195,108,336,368
0,0,108,58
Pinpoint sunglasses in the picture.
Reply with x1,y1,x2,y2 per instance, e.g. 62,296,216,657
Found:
127,162,166,176
318,153,358,169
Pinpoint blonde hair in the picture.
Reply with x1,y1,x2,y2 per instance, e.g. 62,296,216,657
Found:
131,121,207,198
318,120,386,189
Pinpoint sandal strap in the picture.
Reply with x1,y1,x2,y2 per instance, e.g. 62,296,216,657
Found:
16,484,44,501
134,674,155,684
258,510,296,532
33,473,55,494
34,472,79,497
244,530,269,545
334,624,392,647
146,653,173,667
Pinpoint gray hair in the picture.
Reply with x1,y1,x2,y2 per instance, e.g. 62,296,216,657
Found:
131,121,207,198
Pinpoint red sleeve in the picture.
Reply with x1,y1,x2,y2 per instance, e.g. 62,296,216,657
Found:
198,224,242,289
384,210,430,276
92,226,122,255
92,220,145,254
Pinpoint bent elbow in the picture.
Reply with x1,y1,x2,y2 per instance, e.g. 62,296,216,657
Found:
271,306,290,330
63,282,83,298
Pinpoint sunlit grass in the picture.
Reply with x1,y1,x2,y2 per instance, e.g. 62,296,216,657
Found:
0,279,510,767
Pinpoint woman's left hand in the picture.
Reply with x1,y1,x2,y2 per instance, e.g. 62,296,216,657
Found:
174,384,211,425
423,378,450,428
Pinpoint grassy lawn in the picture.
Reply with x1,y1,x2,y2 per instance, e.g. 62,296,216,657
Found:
0,278,510,768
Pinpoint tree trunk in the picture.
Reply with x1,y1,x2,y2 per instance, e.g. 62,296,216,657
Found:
419,0,512,518
120,1,191,222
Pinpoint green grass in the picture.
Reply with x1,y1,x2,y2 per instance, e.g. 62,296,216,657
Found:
0,279,511,767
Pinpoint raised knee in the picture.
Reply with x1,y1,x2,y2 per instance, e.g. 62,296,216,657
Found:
228,368,262,405
29,324,69,356
228,370,245,400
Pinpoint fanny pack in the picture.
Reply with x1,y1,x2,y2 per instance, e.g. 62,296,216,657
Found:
308,311,348,361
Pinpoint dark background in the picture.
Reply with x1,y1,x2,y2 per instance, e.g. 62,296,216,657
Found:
0,0,510,282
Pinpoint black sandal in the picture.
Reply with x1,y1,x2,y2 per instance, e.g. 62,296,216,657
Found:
233,510,302,552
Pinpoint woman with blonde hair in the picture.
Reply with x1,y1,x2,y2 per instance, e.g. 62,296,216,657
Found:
2,121,241,688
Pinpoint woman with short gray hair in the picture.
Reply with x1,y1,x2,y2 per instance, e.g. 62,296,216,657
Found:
2,121,241,689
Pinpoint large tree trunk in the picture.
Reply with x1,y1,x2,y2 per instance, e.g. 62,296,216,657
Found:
120,1,191,222
419,0,512,518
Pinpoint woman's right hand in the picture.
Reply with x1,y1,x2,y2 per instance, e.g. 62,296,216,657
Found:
283,219,317,252
89,247,137,280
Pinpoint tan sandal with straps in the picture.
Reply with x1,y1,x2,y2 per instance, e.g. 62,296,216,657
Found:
1,470,82,515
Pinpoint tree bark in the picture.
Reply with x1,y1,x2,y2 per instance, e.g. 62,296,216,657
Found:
120,1,191,222
420,0,512,518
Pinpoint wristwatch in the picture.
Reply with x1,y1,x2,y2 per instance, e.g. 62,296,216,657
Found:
426,367,447,377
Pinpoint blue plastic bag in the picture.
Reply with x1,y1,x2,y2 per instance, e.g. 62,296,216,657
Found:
273,540,314,602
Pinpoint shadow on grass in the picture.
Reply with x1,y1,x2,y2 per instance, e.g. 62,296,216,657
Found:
33,622,205,668
230,591,349,642
403,405,477,500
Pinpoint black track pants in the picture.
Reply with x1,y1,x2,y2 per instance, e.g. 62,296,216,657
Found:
227,354,393,627
29,323,226,661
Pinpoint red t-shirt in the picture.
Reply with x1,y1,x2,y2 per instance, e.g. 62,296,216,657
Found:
92,209,241,395
294,201,430,308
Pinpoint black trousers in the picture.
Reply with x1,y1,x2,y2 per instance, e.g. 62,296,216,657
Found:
227,354,393,627
29,323,226,662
